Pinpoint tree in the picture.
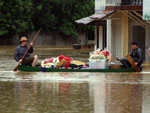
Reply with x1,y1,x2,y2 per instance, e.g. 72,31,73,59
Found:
0,0,94,37
0,0,33,36
32,0,94,37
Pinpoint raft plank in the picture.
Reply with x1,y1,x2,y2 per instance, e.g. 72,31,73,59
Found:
18,65,135,73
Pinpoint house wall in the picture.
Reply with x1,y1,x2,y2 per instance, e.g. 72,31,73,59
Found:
111,21,117,57
95,0,106,12
105,12,130,59
129,21,150,61
94,11,150,61
111,20,122,58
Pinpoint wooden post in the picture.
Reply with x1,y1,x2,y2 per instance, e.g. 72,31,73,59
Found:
122,14,129,57
126,54,141,72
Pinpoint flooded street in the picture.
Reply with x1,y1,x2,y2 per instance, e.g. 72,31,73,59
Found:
0,46,150,113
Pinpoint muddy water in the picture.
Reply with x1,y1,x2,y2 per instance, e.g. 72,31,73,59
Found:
0,46,150,113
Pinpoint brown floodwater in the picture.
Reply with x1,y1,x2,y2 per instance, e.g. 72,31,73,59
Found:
0,46,150,113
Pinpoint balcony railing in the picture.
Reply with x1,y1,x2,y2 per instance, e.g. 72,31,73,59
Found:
106,0,143,6
122,0,143,5
95,0,143,13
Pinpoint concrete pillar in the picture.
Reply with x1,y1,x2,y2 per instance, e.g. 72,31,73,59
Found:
94,26,98,50
145,29,150,62
94,26,103,50
99,26,103,49
122,14,129,57
107,19,112,54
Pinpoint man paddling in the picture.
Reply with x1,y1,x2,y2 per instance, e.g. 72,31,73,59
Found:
119,42,143,70
14,36,38,66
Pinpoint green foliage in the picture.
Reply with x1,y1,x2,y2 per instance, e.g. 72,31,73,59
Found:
0,0,34,36
0,0,94,37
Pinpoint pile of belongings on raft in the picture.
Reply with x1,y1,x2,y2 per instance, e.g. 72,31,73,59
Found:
41,55,87,69
89,49,124,69
89,49,111,60
88,49,111,69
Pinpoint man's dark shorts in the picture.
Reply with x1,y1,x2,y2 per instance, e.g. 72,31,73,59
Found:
22,57,34,65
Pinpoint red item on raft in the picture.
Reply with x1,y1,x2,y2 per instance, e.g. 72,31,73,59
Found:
58,55,71,69
58,55,71,62
105,51,109,56
44,58,54,64
64,62,70,69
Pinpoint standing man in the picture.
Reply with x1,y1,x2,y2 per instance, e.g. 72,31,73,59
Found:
14,36,38,66
120,42,143,70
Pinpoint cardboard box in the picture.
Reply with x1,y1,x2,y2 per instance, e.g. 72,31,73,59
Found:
89,59,108,69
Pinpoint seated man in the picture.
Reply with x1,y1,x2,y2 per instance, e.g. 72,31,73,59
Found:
119,42,143,70
14,36,38,66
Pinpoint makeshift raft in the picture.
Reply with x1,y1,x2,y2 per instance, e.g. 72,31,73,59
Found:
18,65,135,72
17,55,140,73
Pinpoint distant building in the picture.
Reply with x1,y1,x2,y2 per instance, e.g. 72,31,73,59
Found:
76,0,150,61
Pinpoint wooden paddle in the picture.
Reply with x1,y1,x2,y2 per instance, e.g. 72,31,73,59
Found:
126,54,141,72
13,28,41,71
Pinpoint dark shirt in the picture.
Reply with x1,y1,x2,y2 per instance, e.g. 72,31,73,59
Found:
14,45,33,62
130,48,143,66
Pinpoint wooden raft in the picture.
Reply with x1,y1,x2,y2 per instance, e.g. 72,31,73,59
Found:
126,54,141,72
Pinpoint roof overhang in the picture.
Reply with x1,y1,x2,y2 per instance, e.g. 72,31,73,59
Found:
75,10,115,25
75,17,94,25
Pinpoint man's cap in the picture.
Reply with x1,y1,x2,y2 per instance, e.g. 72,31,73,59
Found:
20,37,28,42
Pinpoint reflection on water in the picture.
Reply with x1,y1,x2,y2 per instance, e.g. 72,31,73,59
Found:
0,72,93,113
1,72,150,113
0,47,150,113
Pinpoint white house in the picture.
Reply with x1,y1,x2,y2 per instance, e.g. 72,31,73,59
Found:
76,0,150,61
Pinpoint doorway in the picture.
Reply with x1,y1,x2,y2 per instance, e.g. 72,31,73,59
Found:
132,25,145,60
